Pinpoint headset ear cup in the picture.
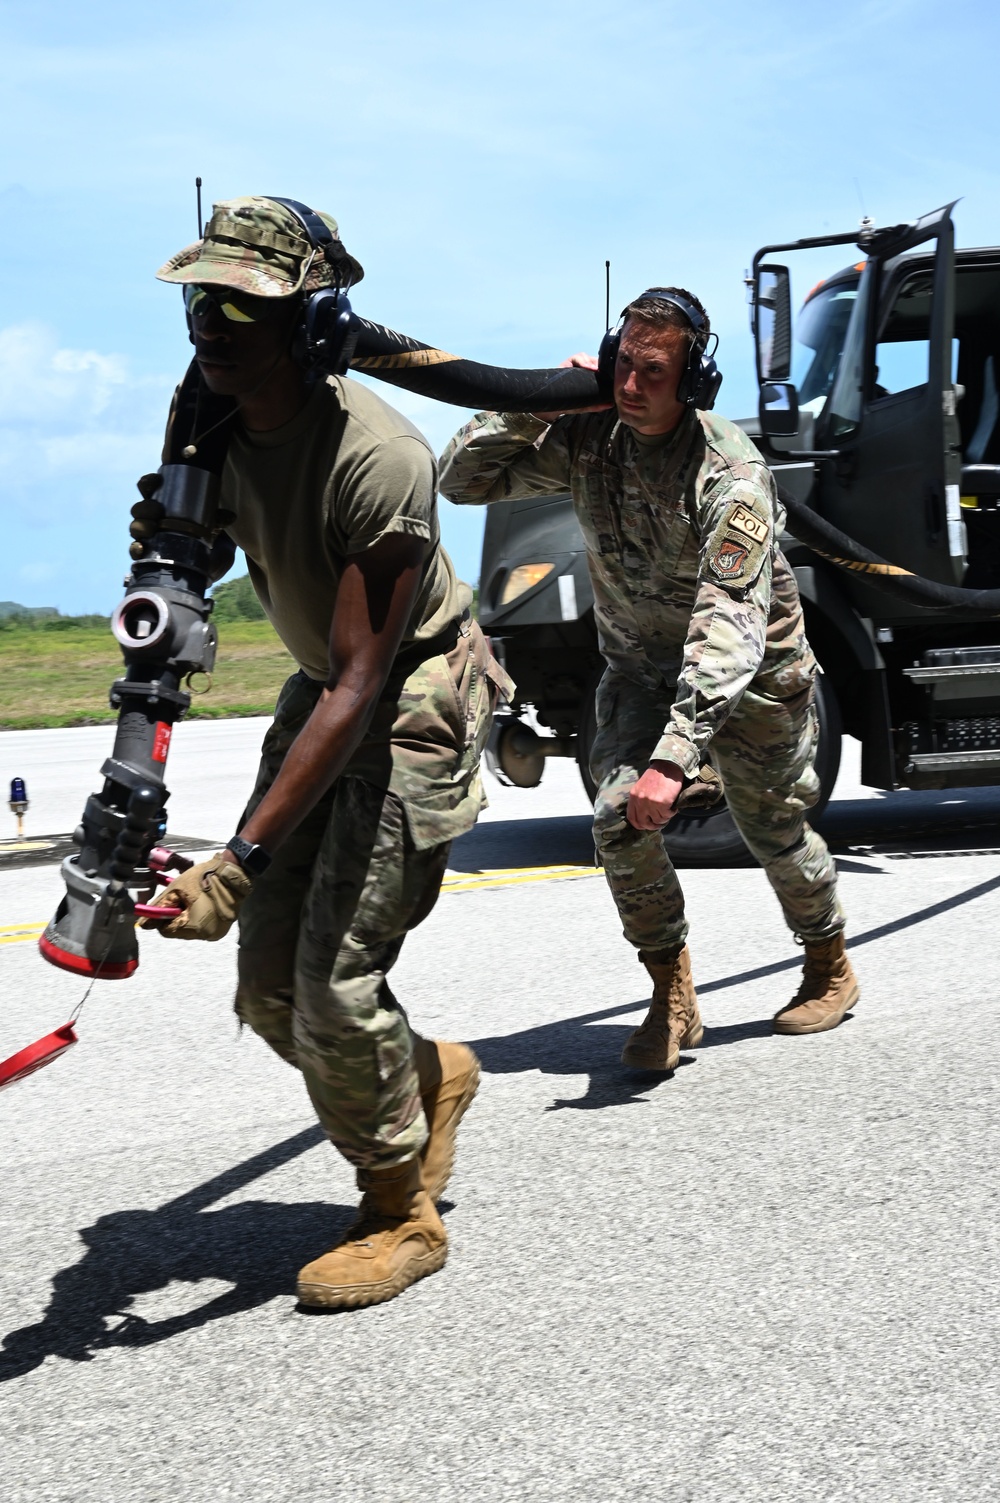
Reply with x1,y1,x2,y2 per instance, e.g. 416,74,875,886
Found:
597,328,620,400
288,293,314,368
677,336,710,407
697,355,722,411
670,338,694,408
293,288,358,376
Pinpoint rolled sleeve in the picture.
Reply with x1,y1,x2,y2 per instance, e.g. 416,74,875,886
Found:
339,435,436,554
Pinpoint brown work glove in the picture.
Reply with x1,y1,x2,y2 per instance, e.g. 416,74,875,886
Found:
138,855,252,941
675,764,725,813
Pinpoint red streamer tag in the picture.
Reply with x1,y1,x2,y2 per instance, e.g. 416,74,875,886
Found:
151,721,172,763
0,1024,79,1092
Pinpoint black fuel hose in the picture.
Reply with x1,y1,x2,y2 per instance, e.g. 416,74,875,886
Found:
777,491,1000,617
348,321,1000,618
349,319,602,411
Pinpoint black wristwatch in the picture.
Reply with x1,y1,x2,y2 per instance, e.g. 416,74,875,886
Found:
226,835,272,877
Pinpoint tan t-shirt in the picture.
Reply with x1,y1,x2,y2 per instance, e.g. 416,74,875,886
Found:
222,376,463,680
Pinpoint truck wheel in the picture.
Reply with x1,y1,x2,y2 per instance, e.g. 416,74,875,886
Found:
576,674,843,868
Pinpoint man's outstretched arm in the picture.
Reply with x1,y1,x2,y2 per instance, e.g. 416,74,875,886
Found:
438,356,608,506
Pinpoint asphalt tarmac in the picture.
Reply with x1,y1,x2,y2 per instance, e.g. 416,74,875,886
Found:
2,720,999,1502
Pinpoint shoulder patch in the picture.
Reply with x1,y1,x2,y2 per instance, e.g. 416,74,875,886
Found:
725,501,769,545
709,535,754,582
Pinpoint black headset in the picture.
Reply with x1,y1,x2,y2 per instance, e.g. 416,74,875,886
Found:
263,197,361,376
597,289,722,410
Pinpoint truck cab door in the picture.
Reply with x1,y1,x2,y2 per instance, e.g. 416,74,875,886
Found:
814,203,962,615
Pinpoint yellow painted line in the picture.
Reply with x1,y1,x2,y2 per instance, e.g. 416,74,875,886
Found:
0,866,599,950
0,922,44,947
442,864,602,894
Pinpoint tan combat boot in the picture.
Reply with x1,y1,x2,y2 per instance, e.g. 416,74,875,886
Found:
773,932,859,1035
621,945,704,1070
413,1037,481,1201
297,1158,447,1310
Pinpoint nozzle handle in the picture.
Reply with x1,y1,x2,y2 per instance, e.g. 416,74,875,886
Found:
108,784,163,888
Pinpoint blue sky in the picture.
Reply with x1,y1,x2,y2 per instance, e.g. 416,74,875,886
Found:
1,0,998,613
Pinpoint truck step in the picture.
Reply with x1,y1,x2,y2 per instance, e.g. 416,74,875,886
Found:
901,713,1000,762
904,645,1000,704
909,748,1000,772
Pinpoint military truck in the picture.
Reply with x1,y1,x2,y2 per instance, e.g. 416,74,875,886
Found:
478,203,1000,862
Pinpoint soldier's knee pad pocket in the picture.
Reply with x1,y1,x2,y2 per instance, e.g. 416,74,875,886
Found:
592,791,628,841
593,801,651,855
347,795,410,947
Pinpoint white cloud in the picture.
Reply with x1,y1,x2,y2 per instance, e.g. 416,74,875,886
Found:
0,322,170,510
0,323,127,421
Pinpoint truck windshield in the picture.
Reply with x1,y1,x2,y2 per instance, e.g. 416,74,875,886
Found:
791,277,860,410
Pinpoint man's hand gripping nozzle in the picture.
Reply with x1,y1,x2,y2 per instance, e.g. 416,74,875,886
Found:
39,364,237,980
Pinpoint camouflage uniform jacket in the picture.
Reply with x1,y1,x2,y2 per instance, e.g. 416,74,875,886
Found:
439,407,816,779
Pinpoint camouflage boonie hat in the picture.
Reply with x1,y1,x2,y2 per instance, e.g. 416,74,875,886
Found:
156,195,364,297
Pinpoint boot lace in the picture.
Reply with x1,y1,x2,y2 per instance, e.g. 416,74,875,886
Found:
345,1199,404,1248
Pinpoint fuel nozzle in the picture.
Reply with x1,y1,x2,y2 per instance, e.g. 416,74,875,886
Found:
39,782,165,979
40,358,232,980
9,777,28,839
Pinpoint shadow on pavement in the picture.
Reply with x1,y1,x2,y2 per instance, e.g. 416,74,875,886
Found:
817,784,1000,855
7,864,999,1379
450,814,595,872
0,1126,336,1382
448,785,1000,881
469,868,1000,1107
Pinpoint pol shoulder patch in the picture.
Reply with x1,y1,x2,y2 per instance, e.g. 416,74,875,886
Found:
725,501,770,546
707,498,771,586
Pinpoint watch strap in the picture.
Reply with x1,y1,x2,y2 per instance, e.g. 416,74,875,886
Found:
227,835,271,876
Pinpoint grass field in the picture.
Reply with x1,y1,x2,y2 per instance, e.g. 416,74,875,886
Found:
0,619,294,730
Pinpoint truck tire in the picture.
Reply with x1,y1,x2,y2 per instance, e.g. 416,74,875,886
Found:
576,673,843,868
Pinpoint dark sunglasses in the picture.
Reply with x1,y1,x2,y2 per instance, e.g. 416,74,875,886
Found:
183,284,291,324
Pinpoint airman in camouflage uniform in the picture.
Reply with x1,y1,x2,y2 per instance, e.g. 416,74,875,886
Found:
439,286,858,1068
233,622,503,1166
145,197,510,1309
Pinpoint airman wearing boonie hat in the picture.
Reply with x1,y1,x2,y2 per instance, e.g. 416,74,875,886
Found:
157,196,365,298
144,195,509,1311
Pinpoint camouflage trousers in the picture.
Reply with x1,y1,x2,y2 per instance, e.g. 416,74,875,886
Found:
235,678,458,1172
591,671,844,953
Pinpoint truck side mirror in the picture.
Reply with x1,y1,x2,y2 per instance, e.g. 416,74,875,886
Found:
755,264,793,381
759,381,800,437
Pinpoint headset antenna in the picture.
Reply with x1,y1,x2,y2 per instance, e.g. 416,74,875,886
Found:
195,176,203,238
605,260,611,332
